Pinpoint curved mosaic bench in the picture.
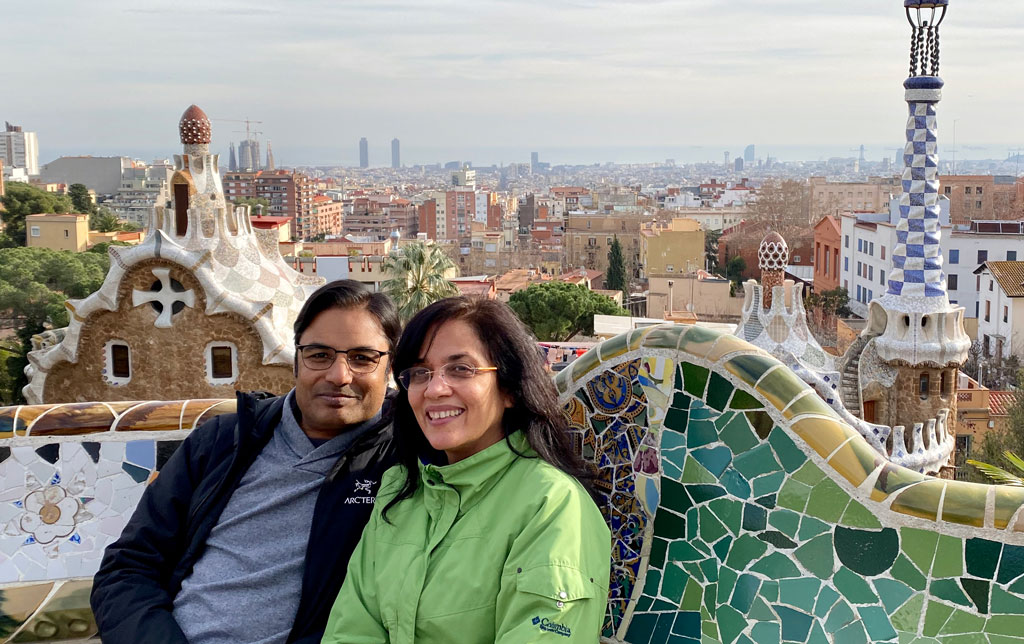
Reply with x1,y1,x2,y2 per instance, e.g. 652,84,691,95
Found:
0,325,1022,642
554,324,1024,643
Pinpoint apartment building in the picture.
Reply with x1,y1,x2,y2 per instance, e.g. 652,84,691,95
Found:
813,215,842,293
564,211,644,275
0,122,39,175
974,261,1024,360
940,175,1023,225
222,170,314,238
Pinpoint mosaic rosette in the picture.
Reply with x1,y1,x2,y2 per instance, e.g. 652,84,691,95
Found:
555,324,1024,643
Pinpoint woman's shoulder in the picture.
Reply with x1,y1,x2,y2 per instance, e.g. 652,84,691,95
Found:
508,455,602,520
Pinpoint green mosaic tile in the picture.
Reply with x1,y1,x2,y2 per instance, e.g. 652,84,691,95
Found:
993,486,1024,530
704,583,719,617
938,634,989,644
722,469,752,499
985,614,1024,636
627,325,657,351
746,411,776,440
743,503,768,532
986,633,1024,644
662,480,694,515
681,561,707,583
782,390,839,420
768,508,800,538
699,505,729,543
755,366,811,411
598,332,630,362
807,621,830,644
932,535,965,579
834,566,880,604
827,436,884,489
805,478,849,523
998,545,1024,585
937,609,985,635
833,619,870,644
874,578,915,615
669,540,705,563
688,484,728,505
815,585,840,618
779,578,821,612
871,464,930,501
960,578,990,614
756,494,777,509
683,455,719,485
750,552,802,579
767,427,807,473
749,620,781,644
569,347,601,381
966,538,1002,579
733,444,783,480
693,446,732,478
833,527,899,576
776,479,812,512
650,536,669,568
714,535,734,561
795,533,835,579
891,554,928,591
681,578,703,611
990,586,1024,614
706,372,734,412
791,461,826,486
730,573,761,613
890,480,945,522
940,483,988,528
682,363,710,399
730,389,763,410
924,601,956,637
840,499,883,530
752,472,786,497
890,593,925,632
644,569,663,595
662,563,690,604
699,558,720,582
716,604,748,644
824,597,857,633
749,595,776,621
720,413,759,454
901,528,940,576
797,516,830,541
704,334,753,362
679,325,727,358
642,324,685,350
724,353,779,388
708,498,743,537
930,579,972,607
757,531,797,550
859,605,899,641
687,415,717,448
725,534,769,572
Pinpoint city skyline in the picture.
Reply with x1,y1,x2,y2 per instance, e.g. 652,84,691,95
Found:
3,0,1023,167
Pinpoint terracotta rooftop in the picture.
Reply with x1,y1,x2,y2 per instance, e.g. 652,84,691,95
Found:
989,391,1018,416
981,261,1024,297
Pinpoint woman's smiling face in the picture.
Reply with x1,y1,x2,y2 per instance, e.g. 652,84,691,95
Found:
408,319,512,464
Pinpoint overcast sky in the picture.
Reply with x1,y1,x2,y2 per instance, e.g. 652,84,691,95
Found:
3,0,1022,166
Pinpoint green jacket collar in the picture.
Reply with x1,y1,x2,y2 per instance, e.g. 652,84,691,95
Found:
418,431,535,509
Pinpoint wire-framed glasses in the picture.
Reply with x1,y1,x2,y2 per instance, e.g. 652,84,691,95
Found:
296,344,389,373
397,363,498,390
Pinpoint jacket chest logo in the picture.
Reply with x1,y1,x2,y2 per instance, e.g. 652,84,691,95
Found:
345,479,376,504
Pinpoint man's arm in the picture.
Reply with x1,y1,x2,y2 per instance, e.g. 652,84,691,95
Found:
90,416,228,644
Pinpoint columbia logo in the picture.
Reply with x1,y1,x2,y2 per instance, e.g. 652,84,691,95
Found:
532,616,571,637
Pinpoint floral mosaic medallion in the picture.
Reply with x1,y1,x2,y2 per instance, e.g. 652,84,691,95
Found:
0,442,152,582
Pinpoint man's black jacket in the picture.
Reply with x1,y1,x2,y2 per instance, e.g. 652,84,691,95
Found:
90,390,398,644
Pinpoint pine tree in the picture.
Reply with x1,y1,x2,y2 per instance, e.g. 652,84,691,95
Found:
606,236,627,294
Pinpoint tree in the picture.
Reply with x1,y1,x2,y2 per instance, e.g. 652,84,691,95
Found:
605,237,627,294
0,247,110,404
68,183,96,214
705,230,721,274
233,197,271,212
745,180,810,235
726,255,746,288
509,282,628,342
382,241,460,323
0,182,73,247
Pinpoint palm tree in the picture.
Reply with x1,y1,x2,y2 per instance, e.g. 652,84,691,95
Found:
968,451,1024,486
382,241,459,322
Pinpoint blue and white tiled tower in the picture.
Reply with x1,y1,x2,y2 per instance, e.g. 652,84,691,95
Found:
862,0,970,474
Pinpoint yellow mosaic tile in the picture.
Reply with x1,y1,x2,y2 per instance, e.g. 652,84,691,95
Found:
599,332,630,362
627,325,656,351
890,479,946,522
677,325,727,360
791,417,852,461
938,480,989,528
782,391,841,421
641,325,686,351
569,348,602,383
994,486,1024,530
827,436,884,488
755,366,812,412
25,403,119,437
723,353,781,389
704,334,756,362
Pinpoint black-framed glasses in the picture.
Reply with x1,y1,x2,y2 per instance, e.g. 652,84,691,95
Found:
296,344,390,373
397,363,498,390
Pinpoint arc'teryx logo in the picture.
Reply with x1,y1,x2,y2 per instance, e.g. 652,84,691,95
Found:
345,479,375,504
531,616,571,637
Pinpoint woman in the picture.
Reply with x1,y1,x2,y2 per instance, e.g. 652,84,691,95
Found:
322,297,610,643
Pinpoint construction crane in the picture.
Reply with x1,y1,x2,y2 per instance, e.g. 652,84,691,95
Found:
212,118,264,143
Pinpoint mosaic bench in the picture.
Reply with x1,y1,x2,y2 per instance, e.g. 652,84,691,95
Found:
1,324,1022,643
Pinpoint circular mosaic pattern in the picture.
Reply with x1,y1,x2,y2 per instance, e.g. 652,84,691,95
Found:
758,231,790,271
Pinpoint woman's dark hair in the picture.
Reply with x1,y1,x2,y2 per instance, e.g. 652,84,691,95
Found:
383,296,595,520
293,279,401,352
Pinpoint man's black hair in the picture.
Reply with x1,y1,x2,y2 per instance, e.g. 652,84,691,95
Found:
293,280,401,352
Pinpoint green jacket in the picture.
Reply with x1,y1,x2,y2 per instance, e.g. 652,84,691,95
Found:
321,431,611,643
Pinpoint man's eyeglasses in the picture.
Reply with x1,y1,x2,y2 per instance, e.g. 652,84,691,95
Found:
397,363,498,390
296,344,390,373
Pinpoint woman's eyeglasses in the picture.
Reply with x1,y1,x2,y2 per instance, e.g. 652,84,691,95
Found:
397,363,498,390
296,344,389,373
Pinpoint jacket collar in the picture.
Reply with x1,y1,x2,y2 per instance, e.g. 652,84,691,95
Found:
418,431,534,510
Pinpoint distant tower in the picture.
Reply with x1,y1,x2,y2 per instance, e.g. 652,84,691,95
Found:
859,0,969,473
228,142,237,172
734,157,744,172
724,151,730,168
391,138,400,169
266,141,275,171
530,151,539,172
858,144,867,163
359,137,369,168
744,144,755,163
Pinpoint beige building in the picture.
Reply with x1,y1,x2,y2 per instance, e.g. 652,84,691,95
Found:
808,176,898,215
647,274,741,321
25,213,90,252
940,175,1023,226
640,218,705,278
564,211,645,275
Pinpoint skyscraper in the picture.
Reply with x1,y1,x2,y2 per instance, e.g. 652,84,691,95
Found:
0,122,39,175
530,151,539,172
391,138,400,169
238,139,261,172
359,137,369,168
743,144,755,164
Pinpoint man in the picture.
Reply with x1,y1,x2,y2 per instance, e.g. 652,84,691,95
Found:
91,280,401,644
